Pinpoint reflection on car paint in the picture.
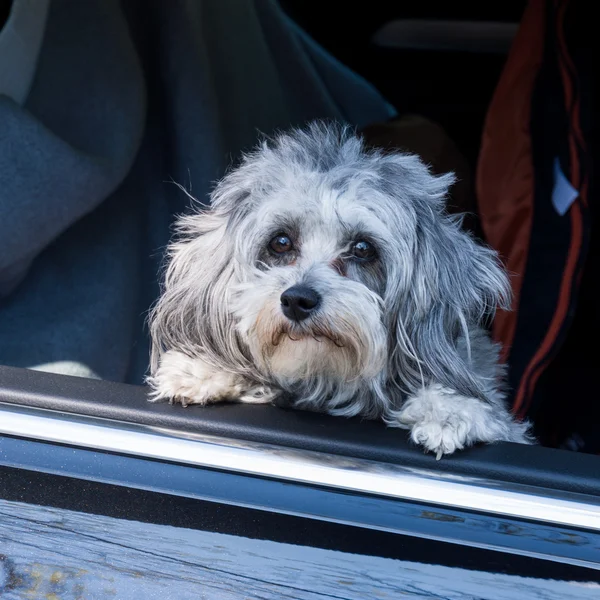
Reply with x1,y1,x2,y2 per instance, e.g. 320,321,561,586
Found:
1,498,599,600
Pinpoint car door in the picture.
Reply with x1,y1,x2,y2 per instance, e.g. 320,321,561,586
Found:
1,365,598,599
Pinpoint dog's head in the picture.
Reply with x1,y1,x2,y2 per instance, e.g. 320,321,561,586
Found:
150,123,509,411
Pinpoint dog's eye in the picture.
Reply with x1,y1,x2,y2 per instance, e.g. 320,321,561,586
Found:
269,234,293,254
351,240,376,260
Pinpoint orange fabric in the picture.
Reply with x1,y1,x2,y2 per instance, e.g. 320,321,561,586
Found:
513,0,588,416
476,0,546,362
513,199,584,416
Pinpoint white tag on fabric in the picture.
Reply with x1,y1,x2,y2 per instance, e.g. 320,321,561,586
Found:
552,157,579,216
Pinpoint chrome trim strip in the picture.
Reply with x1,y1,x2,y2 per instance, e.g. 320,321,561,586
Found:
1,403,599,531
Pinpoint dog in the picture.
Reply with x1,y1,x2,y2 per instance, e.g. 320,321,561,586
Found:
147,122,533,458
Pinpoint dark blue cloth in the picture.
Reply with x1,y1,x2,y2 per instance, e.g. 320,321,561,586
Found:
0,0,394,383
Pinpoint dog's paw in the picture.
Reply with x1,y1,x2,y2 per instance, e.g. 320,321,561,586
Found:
405,416,471,460
386,384,533,459
147,350,273,407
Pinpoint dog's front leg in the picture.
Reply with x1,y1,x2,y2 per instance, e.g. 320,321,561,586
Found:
147,350,277,407
386,384,533,459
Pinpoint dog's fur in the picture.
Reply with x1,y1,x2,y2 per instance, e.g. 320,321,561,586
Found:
147,122,533,458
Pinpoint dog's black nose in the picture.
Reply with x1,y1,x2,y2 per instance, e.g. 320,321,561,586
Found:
280,285,321,322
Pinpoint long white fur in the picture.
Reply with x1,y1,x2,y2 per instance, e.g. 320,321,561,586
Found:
147,122,533,458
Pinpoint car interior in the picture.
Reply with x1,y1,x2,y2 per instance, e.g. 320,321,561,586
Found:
0,0,597,505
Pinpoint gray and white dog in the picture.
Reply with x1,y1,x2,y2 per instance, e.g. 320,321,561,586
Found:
147,122,532,458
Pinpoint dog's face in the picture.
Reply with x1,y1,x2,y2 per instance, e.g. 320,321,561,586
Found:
230,176,393,386
151,124,509,412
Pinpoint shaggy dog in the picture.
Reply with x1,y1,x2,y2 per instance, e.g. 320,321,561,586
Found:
147,123,532,458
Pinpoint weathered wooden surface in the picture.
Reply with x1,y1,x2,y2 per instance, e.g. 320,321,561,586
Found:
0,498,598,599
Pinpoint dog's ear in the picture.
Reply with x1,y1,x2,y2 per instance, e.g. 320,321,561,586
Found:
386,167,510,401
148,142,275,376
148,198,255,377
149,209,234,373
